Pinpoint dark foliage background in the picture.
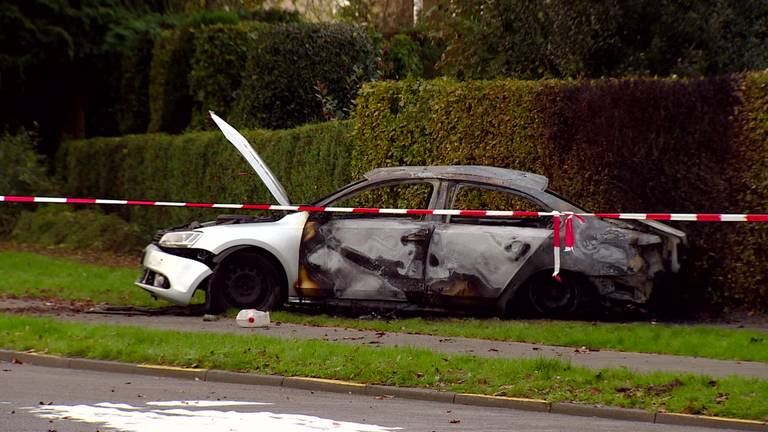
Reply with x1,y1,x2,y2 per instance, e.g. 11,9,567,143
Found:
421,0,768,79
0,1,304,153
232,23,379,129
350,73,768,310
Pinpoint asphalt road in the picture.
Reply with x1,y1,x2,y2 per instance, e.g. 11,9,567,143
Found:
0,362,743,432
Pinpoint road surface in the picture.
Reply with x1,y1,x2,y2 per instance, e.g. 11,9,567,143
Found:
0,361,742,432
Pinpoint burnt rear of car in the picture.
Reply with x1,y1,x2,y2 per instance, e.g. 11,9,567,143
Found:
565,217,685,313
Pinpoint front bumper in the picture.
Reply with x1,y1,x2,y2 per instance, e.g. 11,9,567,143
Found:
135,244,212,305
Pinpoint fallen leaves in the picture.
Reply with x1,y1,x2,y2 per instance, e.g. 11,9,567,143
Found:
615,379,683,398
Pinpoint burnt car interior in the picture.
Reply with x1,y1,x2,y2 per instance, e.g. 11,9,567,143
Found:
300,174,556,309
448,183,552,228
292,167,683,318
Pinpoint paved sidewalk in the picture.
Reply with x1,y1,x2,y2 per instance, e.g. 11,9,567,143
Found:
2,299,764,380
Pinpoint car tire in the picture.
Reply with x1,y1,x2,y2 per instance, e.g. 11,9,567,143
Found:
526,271,583,318
210,252,283,312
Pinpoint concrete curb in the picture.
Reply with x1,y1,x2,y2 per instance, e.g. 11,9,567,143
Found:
655,412,767,431
69,357,139,375
551,402,655,422
365,384,456,404
454,393,550,412
284,376,367,395
136,364,208,381
1,349,765,431
205,369,285,387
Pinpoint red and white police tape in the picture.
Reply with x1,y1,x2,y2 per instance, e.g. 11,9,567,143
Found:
3,194,768,279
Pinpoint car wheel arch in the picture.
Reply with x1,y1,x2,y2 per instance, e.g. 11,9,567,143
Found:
495,265,542,316
207,245,289,309
497,267,594,318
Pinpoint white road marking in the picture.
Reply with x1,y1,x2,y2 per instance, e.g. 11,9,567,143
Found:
146,400,272,407
95,403,141,410
30,401,402,432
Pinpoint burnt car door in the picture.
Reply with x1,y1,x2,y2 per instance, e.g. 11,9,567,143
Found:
297,181,438,302
425,183,552,303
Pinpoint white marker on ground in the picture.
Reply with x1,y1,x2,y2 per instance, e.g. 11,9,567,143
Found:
146,400,272,407
30,400,402,432
95,402,141,410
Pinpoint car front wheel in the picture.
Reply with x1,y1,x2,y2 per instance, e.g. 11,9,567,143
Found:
209,252,282,312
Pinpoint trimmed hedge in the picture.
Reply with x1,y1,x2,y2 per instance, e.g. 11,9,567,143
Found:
145,12,245,133
188,22,269,129
58,121,353,234
149,22,378,133
116,32,155,134
350,74,767,309
722,72,768,305
148,28,195,134
232,22,379,129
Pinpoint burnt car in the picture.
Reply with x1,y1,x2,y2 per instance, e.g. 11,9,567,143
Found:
136,114,685,317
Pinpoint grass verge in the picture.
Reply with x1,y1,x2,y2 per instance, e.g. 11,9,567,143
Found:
272,311,768,363
1,313,766,421
0,250,156,307
1,249,766,363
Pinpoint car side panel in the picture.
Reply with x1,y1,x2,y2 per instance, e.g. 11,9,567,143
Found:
426,224,551,299
297,217,431,301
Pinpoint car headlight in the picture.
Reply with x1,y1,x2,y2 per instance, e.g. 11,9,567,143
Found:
159,231,202,248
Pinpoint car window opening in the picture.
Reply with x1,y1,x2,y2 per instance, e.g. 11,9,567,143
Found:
331,182,434,220
450,184,551,228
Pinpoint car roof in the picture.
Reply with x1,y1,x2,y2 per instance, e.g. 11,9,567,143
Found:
363,166,549,191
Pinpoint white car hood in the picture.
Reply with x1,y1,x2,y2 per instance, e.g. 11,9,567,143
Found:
210,112,291,206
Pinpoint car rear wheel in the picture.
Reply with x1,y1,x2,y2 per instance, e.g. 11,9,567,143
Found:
209,252,282,312
526,272,583,317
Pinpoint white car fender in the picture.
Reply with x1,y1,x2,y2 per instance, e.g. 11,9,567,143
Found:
192,212,308,295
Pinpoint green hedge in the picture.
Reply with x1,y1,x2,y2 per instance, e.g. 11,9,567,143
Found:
721,72,768,306
58,121,353,234
148,28,195,134
109,10,297,135
188,22,269,129
149,22,378,133
0,131,55,235
116,32,155,134
232,22,379,129
379,34,424,80
350,74,767,309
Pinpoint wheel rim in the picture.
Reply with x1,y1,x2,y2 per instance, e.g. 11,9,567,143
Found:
225,266,268,307
529,277,577,315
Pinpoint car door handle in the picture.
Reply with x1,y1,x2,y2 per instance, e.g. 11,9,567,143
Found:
401,229,429,243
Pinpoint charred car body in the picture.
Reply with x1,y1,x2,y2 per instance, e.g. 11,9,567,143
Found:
136,114,686,317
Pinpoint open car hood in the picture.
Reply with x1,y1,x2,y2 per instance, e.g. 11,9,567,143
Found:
210,111,291,206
